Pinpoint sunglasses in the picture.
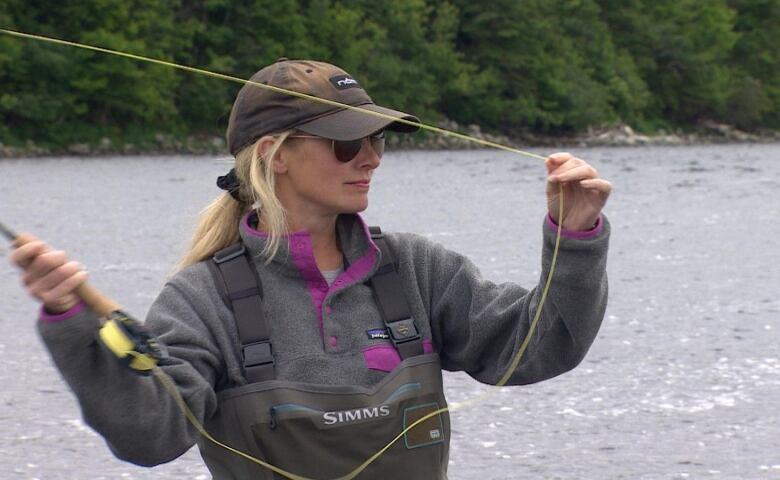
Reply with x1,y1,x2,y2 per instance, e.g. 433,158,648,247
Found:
287,132,385,163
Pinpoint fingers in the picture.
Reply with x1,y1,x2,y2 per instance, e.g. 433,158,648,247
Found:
549,163,599,184
9,238,48,269
11,239,70,281
544,152,575,173
8,237,87,307
579,178,613,196
22,249,69,282
546,153,599,183
26,261,87,304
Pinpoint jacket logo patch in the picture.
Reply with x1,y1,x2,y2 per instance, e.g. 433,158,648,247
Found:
330,75,361,90
367,328,390,340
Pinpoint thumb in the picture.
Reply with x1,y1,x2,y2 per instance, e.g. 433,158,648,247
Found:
545,152,571,174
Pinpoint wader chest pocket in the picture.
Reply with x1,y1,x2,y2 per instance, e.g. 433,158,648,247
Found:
403,402,445,449
249,395,446,478
205,356,450,479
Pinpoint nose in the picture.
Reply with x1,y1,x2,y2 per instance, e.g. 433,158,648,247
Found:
355,138,381,170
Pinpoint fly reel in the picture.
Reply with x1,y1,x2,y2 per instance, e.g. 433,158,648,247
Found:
98,310,168,374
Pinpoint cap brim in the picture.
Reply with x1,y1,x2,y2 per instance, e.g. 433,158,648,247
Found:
295,104,420,141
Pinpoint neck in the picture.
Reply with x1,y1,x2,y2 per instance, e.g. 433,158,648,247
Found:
259,211,344,271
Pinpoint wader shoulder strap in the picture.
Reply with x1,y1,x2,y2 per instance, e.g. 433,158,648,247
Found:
369,226,424,359
211,243,275,383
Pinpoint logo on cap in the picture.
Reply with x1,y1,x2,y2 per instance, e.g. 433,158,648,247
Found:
330,75,361,90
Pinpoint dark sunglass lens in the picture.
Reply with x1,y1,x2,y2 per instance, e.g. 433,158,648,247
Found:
371,135,385,158
333,139,363,162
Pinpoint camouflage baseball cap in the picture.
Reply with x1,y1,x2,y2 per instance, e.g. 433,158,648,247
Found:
226,58,421,155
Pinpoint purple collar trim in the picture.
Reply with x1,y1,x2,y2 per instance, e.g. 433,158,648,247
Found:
240,211,380,343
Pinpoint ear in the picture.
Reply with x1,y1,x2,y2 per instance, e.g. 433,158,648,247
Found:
256,136,289,175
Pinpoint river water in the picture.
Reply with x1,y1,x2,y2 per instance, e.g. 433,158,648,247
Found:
1,144,779,479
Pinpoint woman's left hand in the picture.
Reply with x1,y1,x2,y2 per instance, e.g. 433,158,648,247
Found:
545,152,612,231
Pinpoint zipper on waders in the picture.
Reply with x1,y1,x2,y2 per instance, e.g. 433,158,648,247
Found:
269,406,277,430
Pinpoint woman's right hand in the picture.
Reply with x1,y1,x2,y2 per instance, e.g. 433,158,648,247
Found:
9,236,87,314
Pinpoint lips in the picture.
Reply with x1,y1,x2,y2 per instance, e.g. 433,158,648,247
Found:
346,180,370,186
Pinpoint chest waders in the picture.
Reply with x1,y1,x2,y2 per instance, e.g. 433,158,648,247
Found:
203,227,450,479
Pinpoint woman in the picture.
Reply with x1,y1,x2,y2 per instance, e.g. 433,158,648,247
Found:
10,59,611,479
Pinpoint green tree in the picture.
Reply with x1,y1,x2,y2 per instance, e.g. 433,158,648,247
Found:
170,0,311,136
0,0,25,144
298,0,471,123
450,0,649,134
2,0,777,150
598,0,739,127
1,0,182,146
727,0,780,128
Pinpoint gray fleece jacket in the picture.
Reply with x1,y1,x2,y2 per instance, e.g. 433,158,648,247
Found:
37,212,609,467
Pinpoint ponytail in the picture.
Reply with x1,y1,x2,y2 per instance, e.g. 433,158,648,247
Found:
173,131,293,273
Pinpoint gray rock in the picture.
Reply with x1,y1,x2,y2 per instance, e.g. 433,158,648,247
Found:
0,144,14,158
68,143,91,155
98,137,113,152
210,137,225,149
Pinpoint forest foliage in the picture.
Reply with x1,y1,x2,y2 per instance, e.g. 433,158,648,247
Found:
1,0,778,148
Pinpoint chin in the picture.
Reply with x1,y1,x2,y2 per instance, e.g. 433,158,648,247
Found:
339,201,369,214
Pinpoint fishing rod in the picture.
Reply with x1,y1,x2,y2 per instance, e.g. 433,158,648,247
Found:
1,221,118,314
0,220,166,373
0,27,566,480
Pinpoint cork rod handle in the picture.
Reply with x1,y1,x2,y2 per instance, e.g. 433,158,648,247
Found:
7,228,122,317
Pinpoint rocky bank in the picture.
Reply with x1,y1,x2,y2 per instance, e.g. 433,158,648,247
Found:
1,121,777,158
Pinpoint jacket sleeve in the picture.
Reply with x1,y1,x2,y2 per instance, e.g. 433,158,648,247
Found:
397,216,610,386
36,262,227,466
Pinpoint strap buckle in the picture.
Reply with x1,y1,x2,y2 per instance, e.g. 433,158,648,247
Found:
369,225,384,239
243,341,274,368
387,318,420,344
214,244,246,264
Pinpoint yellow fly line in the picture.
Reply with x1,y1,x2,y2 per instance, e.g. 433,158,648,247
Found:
2,27,564,480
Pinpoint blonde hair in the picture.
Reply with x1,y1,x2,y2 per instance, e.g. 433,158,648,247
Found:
174,130,293,272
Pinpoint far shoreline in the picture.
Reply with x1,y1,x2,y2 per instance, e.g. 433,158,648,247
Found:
1,122,778,159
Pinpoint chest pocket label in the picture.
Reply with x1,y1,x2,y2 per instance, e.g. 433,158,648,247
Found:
403,402,445,449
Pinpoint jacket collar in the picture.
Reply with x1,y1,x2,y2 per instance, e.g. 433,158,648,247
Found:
238,211,381,285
